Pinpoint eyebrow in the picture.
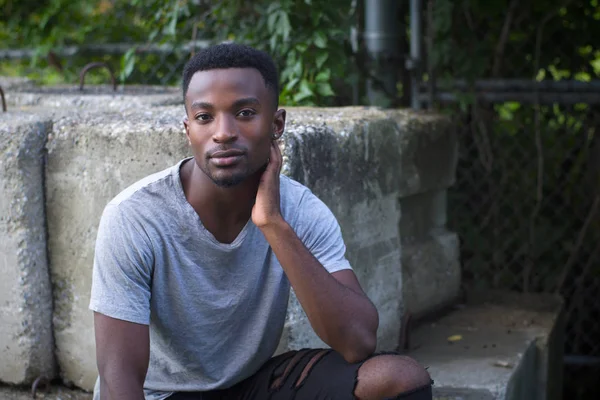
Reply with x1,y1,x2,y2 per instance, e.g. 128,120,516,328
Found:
233,97,261,108
189,97,261,110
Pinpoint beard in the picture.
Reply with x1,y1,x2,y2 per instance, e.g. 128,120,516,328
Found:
208,172,247,188
199,159,268,188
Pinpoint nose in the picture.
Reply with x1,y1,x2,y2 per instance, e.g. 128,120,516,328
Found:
212,114,238,143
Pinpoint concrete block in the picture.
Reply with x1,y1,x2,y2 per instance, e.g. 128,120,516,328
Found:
409,291,564,400
385,109,458,197
277,108,456,353
45,108,189,389
402,231,460,318
5,85,181,111
43,106,457,390
400,190,461,318
0,113,56,384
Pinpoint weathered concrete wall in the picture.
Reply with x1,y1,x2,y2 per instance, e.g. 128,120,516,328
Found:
0,113,56,384
0,100,459,391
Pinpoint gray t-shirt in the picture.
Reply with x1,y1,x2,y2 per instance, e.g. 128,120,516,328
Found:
89,158,352,400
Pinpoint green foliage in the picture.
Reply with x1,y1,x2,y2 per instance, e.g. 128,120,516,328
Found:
192,0,356,105
0,0,358,106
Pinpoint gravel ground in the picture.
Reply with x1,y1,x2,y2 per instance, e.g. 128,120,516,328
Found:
0,384,92,400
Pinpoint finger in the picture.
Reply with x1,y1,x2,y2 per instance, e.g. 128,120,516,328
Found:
271,140,283,169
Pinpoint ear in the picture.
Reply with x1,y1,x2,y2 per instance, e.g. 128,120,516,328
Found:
272,109,286,140
183,116,191,145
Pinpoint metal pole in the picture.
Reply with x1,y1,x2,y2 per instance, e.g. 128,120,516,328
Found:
409,0,422,110
364,0,400,107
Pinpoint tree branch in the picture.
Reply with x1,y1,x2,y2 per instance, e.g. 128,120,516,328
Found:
491,0,519,77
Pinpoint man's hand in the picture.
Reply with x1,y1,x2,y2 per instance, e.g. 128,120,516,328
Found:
252,140,283,228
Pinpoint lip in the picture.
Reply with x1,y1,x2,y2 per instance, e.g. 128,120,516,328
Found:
209,149,246,167
210,149,246,158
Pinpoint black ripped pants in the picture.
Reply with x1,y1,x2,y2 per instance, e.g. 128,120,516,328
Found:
169,349,433,400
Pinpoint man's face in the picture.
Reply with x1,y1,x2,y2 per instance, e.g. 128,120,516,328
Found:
183,68,285,188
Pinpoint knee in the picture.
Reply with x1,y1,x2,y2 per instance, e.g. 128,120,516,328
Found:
354,354,431,400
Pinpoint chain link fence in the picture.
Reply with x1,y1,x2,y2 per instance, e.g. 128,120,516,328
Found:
421,1,600,399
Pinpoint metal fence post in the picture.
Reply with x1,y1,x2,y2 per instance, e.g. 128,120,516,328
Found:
364,0,400,107
408,0,422,110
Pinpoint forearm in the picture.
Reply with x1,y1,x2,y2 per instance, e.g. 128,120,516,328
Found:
261,218,378,362
99,370,145,400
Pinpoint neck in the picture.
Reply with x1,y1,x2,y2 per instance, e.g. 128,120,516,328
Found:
181,159,260,224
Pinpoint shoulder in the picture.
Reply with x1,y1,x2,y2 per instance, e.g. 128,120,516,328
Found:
279,175,336,225
279,175,311,200
279,175,316,212
110,162,179,206
97,160,187,240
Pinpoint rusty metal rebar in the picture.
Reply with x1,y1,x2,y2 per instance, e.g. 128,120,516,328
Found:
31,375,50,398
0,86,6,112
79,62,117,91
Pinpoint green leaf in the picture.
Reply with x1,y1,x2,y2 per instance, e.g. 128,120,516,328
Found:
295,43,308,53
575,71,591,82
278,11,291,41
315,69,330,82
167,2,180,36
267,2,281,14
285,77,300,91
316,82,335,97
292,60,303,76
591,56,600,75
293,80,314,102
535,69,546,81
267,10,279,33
315,52,329,69
314,31,327,48
120,48,137,82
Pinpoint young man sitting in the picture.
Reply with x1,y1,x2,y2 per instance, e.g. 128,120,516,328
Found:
90,43,433,400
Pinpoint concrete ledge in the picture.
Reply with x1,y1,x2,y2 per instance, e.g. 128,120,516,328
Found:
0,114,56,384
4,84,181,110
0,77,36,91
408,291,564,400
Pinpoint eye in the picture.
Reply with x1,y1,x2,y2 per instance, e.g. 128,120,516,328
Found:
195,113,212,122
237,109,256,118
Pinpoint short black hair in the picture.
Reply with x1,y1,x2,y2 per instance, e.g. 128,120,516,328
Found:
182,43,279,107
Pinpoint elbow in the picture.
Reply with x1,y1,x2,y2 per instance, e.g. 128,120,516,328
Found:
341,330,377,364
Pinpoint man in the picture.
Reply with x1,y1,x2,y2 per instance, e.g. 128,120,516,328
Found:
90,43,432,400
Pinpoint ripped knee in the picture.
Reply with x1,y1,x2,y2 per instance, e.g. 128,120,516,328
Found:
354,354,432,399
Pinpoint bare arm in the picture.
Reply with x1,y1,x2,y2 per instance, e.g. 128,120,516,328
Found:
261,220,379,363
252,141,379,364
94,312,149,400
